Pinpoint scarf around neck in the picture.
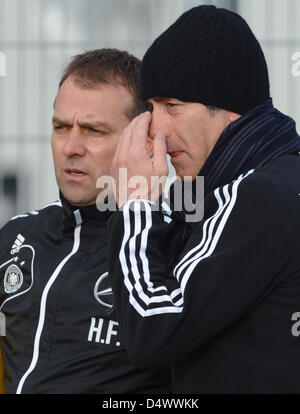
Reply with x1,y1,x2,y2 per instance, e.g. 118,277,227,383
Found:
198,98,300,197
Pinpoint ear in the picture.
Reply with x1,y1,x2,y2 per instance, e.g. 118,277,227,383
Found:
227,110,241,123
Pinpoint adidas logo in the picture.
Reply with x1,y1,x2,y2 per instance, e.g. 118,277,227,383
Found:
10,233,25,255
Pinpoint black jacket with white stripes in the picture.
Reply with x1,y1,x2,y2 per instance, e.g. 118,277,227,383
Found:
0,195,171,394
107,154,300,393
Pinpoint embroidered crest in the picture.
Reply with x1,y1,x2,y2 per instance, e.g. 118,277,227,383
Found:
4,264,24,293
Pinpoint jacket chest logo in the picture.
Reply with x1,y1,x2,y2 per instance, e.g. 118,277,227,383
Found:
4,264,24,293
94,272,114,312
10,233,25,255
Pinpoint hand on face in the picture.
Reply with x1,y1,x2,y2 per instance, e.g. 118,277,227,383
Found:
111,111,169,206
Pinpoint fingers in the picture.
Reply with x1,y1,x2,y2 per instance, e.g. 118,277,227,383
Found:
130,111,152,157
113,113,141,162
114,112,151,165
146,136,154,159
153,133,168,176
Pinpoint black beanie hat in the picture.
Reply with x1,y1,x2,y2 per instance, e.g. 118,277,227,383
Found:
141,5,270,115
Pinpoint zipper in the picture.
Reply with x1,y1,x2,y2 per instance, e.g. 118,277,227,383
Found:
16,211,82,394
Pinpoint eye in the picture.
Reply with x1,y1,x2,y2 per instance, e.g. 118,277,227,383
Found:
53,125,66,131
166,102,178,108
88,128,107,135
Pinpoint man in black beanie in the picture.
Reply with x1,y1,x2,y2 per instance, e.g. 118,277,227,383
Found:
107,5,300,393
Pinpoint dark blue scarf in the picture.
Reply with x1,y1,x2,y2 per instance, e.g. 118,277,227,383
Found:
199,98,300,197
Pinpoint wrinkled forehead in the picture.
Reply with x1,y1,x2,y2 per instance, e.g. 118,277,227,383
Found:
54,77,135,119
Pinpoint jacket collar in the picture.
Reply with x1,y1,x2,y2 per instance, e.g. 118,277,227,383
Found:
60,191,113,230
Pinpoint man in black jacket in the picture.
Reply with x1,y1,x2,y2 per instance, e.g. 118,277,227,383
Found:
107,6,300,393
0,48,171,394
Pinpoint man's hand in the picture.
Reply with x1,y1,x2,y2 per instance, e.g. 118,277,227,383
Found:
111,111,168,206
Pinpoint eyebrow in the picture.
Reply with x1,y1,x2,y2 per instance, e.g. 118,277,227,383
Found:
146,97,183,105
52,116,71,126
153,97,166,102
79,120,112,131
146,97,165,104
52,117,112,131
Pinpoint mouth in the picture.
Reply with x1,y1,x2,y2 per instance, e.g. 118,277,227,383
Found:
168,151,183,161
64,168,88,179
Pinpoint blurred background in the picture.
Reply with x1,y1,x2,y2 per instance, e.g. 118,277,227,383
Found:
0,0,300,226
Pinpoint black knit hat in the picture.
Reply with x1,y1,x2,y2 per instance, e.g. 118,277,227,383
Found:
141,5,270,115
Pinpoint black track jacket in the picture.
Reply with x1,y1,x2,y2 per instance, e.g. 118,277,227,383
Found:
107,154,300,393
0,196,171,394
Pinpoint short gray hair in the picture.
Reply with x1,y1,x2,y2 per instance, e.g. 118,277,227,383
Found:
206,105,220,117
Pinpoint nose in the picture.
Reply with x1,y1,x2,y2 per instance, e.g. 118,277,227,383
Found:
63,127,86,158
149,107,170,140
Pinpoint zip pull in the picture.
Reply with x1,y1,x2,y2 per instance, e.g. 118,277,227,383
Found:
74,210,82,226
0,312,5,336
